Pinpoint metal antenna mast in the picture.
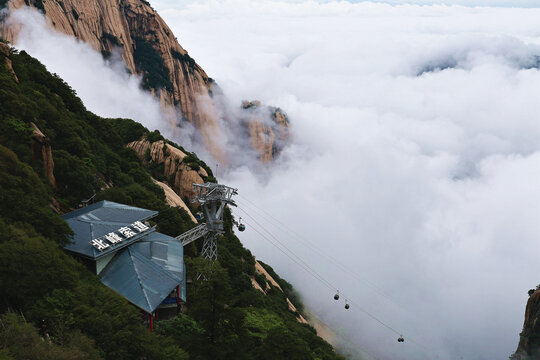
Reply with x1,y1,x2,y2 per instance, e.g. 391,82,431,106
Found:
176,183,238,262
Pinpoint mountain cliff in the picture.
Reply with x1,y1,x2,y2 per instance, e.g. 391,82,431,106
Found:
512,289,540,359
1,0,290,163
0,41,342,360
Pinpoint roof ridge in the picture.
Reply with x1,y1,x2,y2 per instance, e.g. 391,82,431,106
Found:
61,200,106,219
128,247,154,313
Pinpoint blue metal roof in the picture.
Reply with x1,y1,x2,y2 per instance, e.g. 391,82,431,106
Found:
100,246,182,313
132,232,185,279
62,201,158,259
131,231,187,302
62,201,187,312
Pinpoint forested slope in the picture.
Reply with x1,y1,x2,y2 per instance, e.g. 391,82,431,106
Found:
0,40,343,360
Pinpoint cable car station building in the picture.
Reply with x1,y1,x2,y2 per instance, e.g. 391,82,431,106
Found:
61,201,186,330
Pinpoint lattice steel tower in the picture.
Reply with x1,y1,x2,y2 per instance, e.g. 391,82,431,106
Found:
176,183,238,262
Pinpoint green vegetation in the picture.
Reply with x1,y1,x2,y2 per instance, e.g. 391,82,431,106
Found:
259,260,304,314
0,46,343,359
145,129,165,143
23,0,45,13
138,128,215,182
183,153,201,171
0,313,101,360
101,32,122,47
171,49,197,68
57,1,66,12
71,8,79,20
133,37,173,91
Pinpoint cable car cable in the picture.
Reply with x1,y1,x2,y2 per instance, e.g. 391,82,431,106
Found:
237,208,336,292
237,196,395,303
236,196,397,303
240,216,403,354
235,205,334,288
236,206,434,357
236,196,426,329
241,217,335,293
238,213,400,334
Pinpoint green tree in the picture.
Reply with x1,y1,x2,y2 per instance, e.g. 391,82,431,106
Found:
0,227,79,308
0,313,101,360
186,258,249,359
157,313,206,360
258,327,312,360
0,145,72,244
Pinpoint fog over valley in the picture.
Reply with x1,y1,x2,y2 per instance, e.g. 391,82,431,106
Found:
7,1,540,359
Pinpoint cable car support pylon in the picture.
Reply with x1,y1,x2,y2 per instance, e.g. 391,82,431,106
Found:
176,183,238,262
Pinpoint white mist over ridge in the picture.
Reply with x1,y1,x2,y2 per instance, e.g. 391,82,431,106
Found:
153,1,540,359
4,7,215,160
7,9,165,129
4,7,286,170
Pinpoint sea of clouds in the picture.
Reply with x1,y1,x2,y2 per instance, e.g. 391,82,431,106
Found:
152,1,540,359
6,1,540,359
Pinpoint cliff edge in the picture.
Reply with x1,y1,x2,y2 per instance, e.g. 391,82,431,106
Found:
512,289,540,359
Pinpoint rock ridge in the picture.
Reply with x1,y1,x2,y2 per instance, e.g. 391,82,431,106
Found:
127,138,207,201
2,0,290,163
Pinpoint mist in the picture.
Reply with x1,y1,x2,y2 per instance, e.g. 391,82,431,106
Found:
5,1,540,359
3,7,215,159
153,1,540,359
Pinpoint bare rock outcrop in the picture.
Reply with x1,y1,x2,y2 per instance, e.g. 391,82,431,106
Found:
31,122,56,188
4,0,212,129
0,42,8,56
2,1,289,164
128,138,207,200
3,0,226,159
243,101,290,163
0,41,18,82
252,260,307,324
512,290,540,359
152,178,197,223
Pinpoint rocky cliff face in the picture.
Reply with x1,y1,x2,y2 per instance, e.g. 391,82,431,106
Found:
4,0,213,135
243,101,290,163
2,43,56,188
0,40,17,81
127,138,207,201
152,178,197,222
251,260,308,324
1,0,289,164
512,290,540,359
31,122,56,188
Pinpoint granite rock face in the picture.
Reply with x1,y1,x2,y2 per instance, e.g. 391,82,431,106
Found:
31,122,56,188
242,101,290,163
2,0,289,163
512,290,540,359
0,41,18,82
127,138,207,200
4,0,212,132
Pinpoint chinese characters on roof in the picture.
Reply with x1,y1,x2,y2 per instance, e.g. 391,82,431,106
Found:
90,221,150,251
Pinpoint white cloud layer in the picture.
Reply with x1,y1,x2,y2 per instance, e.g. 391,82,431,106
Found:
156,0,540,8
6,1,540,359
151,1,540,359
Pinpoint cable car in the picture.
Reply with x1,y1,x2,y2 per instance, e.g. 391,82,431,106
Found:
334,291,340,300
345,302,350,310
398,336,404,343
237,217,246,232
